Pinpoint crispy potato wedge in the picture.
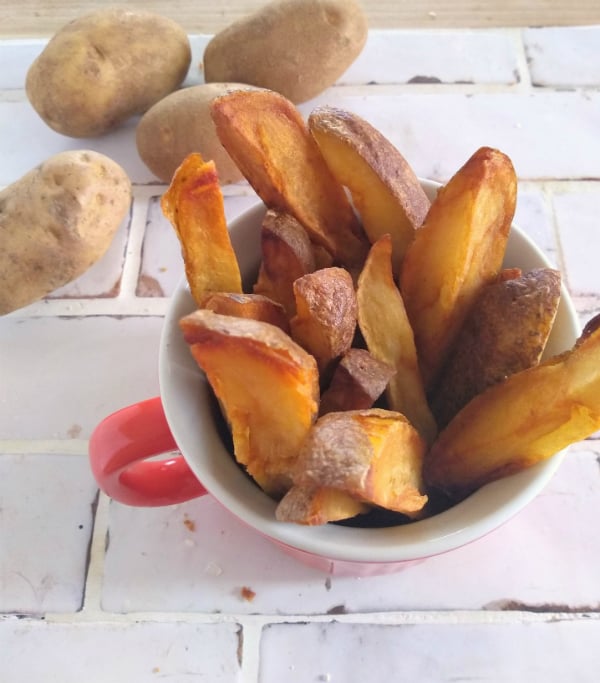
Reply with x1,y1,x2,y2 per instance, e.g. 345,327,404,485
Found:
319,348,395,416
198,291,290,334
210,89,369,269
425,314,600,498
309,105,430,275
293,409,428,517
161,153,242,304
253,209,315,316
290,267,357,374
432,267,562,428
400,147,517,389
357,235,437,444
275,485,369,525
180,310,319,498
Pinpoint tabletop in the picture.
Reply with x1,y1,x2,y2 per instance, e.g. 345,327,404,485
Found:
1,2,600,682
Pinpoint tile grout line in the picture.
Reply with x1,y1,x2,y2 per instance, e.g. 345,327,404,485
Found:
78,492,111,616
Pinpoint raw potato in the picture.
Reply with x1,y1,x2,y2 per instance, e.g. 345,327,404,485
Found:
319,348,396,416
357,235,437,445
253,210,316,316
26,8,191,138
211,89,369,270
180,309,319,498
136,83,258,184
426,314,600,498
432,268,562,428
292,409,428,517
203,0,368,104
161,153,242,305
0,150,131,316
276,485,369,525
400,147,517,390
309,106,430,275
290,267,357,374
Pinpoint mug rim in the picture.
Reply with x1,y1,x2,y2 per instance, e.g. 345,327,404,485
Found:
158,179,580,563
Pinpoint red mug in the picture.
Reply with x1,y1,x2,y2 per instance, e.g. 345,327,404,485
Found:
89,187,579,574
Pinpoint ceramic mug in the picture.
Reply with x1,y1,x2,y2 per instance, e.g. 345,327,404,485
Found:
89,181,580,575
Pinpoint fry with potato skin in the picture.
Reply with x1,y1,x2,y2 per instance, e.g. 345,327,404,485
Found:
161,153,242,305
198,291,290,334
180,310,319,498
309,105,430,275
253,209,316,316
357,235,437,445
290,267,358,374
431,267,562,428
400,146,517,390
292,409,428,517
275,485,369,525
425,314,600,498
210,89,369,269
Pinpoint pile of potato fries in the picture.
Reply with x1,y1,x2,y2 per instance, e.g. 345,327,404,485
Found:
161,88,600,526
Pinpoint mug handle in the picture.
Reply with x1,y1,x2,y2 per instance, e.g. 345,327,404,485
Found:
89,396,208,506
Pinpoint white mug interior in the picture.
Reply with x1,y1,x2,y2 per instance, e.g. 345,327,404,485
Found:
158,180,580,564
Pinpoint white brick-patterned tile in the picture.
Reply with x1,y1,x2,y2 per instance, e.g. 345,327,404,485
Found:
259,620,600,683
0,618,241,682
0,316,163,439
524,26,600,88
0,453,97,614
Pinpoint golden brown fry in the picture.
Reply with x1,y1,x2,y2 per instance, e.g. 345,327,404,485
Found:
309,105,430,275
432,268,562,428
292,409,428,517
180,310,319,498
161,153,241,305
198,291,290,334
210,89,369,269
290,267,357,374
357,235,437,445
253,209,315,316
425,313,600,498
319,348,395,416
400,146,517,389
275,485,369,526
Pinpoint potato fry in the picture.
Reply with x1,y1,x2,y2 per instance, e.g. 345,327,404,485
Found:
292,409,428,517
400,147,517,389
426,314,600,498
253,209,316,316
180,310,319,498
161,153,242,305
275,485,369,525
431,267,562,428
290,267,358,374
309,105,430,275
319,348,395,416
357,235,437,445
210,89,369,269
198,291,290,334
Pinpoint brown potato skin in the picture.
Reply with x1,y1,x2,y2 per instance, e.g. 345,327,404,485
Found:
136,84,257,184
0,150,131,315
309,106,430,275
203,0,367,104
432,268,562,428
400,147,517,390
275,485,369,525
26,9,191,137
425,314,600,498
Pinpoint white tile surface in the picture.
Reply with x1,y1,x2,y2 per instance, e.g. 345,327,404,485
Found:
524,26,600,88
259,620,600,682
0,618,241,682
341,29,521,85
0,316,163,439
0,453,97,614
